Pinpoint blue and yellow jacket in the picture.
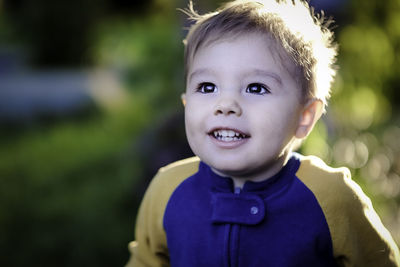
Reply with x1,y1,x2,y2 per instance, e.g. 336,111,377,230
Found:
127,154,400,267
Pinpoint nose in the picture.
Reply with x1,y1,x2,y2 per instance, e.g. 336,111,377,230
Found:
214,98,242,116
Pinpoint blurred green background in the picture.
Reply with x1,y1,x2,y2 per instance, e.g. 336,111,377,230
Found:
0,0,399,266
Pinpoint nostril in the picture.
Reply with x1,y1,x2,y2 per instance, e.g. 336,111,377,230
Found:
214,105,242,116
213,98,242,116
214,109,224,115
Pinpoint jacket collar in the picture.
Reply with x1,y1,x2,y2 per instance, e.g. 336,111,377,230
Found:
198,153,301,197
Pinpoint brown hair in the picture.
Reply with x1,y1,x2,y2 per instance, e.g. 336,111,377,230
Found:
182,0,338,107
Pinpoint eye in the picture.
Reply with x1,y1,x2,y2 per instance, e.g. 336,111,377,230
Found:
246,83,270,95
197,82,217,94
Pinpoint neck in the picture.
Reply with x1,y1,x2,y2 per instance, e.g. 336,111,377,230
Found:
212,152,291,189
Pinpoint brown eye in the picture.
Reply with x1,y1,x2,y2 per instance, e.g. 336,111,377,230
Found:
246,83,270,95
197,82,217,93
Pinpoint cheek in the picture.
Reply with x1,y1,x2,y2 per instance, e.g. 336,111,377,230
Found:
185,98,211,126
184,112,197,153
184,104,203,139
184,108,195,136
253,105,298,140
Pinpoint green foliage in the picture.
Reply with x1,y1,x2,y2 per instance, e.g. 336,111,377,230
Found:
92,14,184,110
0,2,186,265
0,95,153,266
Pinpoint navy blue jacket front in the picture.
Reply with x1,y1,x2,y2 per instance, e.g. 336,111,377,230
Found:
163,155,337,267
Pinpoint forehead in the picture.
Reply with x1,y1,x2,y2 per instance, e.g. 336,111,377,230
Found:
188,32,299,80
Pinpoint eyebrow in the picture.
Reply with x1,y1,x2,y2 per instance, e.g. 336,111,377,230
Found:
247,69,283,85
188,68,283,85
188,68,215,82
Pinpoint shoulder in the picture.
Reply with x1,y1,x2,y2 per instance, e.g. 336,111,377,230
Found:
296,154,400,266
140,156,201,218
138,156,201,219
295,154,378,212
157,156,200,178
295,154,355,205
296,154,351,184
131,157,201,266
152,156,201,190
295,154,372,217
145,157,201,206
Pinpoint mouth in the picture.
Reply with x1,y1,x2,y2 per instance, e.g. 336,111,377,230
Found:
208,128,250,142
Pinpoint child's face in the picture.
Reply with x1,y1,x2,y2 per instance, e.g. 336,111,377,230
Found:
184,32,305,182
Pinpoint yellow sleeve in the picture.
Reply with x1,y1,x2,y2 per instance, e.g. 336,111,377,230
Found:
125,157,200,267
297,155,400,267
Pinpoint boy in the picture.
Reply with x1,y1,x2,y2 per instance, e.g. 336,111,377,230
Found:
127,0,400,266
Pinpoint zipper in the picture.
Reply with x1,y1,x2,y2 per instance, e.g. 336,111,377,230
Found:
225,187,242,267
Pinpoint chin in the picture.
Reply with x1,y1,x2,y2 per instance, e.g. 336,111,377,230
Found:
208,161,250,177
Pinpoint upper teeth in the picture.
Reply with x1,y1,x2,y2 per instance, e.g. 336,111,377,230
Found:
213,130,245,139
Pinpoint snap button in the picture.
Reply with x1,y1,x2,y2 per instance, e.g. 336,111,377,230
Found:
250,206,259,215
211,193,265,225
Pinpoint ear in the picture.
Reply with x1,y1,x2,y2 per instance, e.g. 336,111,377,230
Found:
181,93,186,106
295,99,323,139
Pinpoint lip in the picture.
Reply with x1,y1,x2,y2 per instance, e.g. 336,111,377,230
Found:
207,127,250,149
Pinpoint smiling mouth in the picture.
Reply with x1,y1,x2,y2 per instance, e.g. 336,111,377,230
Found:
209,129,250,142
